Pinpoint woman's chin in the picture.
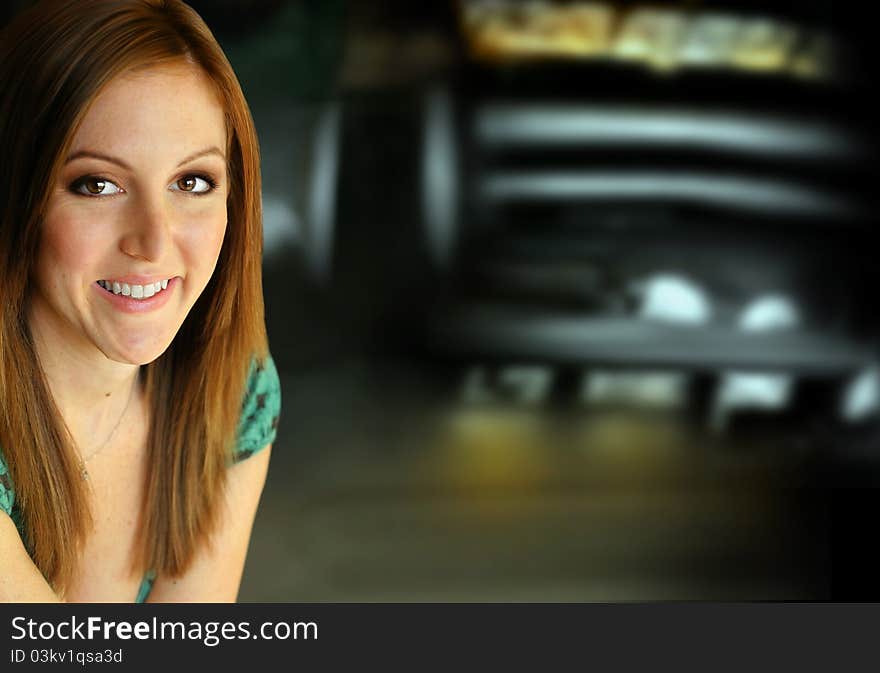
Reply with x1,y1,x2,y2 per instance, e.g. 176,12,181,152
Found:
101,336,175,367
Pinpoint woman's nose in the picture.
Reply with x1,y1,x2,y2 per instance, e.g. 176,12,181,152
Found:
118,195,172,262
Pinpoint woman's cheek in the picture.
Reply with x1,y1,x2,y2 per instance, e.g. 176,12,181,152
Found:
180,205,228,275
40,208,108,274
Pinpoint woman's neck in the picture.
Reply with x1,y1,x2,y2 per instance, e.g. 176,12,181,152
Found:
28,302,142,455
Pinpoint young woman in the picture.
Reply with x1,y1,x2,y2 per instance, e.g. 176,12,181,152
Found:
0,0,281,602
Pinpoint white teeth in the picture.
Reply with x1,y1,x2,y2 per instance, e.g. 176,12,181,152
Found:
100,278,170,299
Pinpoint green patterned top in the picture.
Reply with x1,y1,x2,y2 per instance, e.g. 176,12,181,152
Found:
0,355,281,603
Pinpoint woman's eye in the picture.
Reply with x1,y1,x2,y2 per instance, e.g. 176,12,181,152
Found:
171,175,214,194
72,177,122,196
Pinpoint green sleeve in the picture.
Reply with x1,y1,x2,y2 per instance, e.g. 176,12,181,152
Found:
233,354,281,463
0,448,14,517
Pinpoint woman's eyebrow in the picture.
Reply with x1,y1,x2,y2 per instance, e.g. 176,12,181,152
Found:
65,150,132,170
176,146,226,167
64,147,226,169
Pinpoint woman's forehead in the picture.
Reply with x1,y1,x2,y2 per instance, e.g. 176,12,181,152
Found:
67,61,228,163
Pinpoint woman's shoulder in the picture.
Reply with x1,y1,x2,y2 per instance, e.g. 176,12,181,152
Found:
233,353,281,463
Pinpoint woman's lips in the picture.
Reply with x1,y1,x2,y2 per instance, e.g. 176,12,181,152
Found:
94,277,177,314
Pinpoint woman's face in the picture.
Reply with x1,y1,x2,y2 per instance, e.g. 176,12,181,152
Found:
29,61,230,366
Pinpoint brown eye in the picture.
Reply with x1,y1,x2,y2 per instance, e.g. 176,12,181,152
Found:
72,176,121,196
171,175,213,194
85,178,106,194
177,176,197,192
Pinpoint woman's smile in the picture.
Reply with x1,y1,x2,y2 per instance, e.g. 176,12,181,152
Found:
93,277,179,314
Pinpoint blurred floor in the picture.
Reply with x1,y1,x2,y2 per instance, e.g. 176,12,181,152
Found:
238,252,831,601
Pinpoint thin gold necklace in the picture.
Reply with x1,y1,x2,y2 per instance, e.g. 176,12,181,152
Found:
78,378,137,481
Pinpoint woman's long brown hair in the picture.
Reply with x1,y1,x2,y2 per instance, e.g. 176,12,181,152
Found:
0,0,267,595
